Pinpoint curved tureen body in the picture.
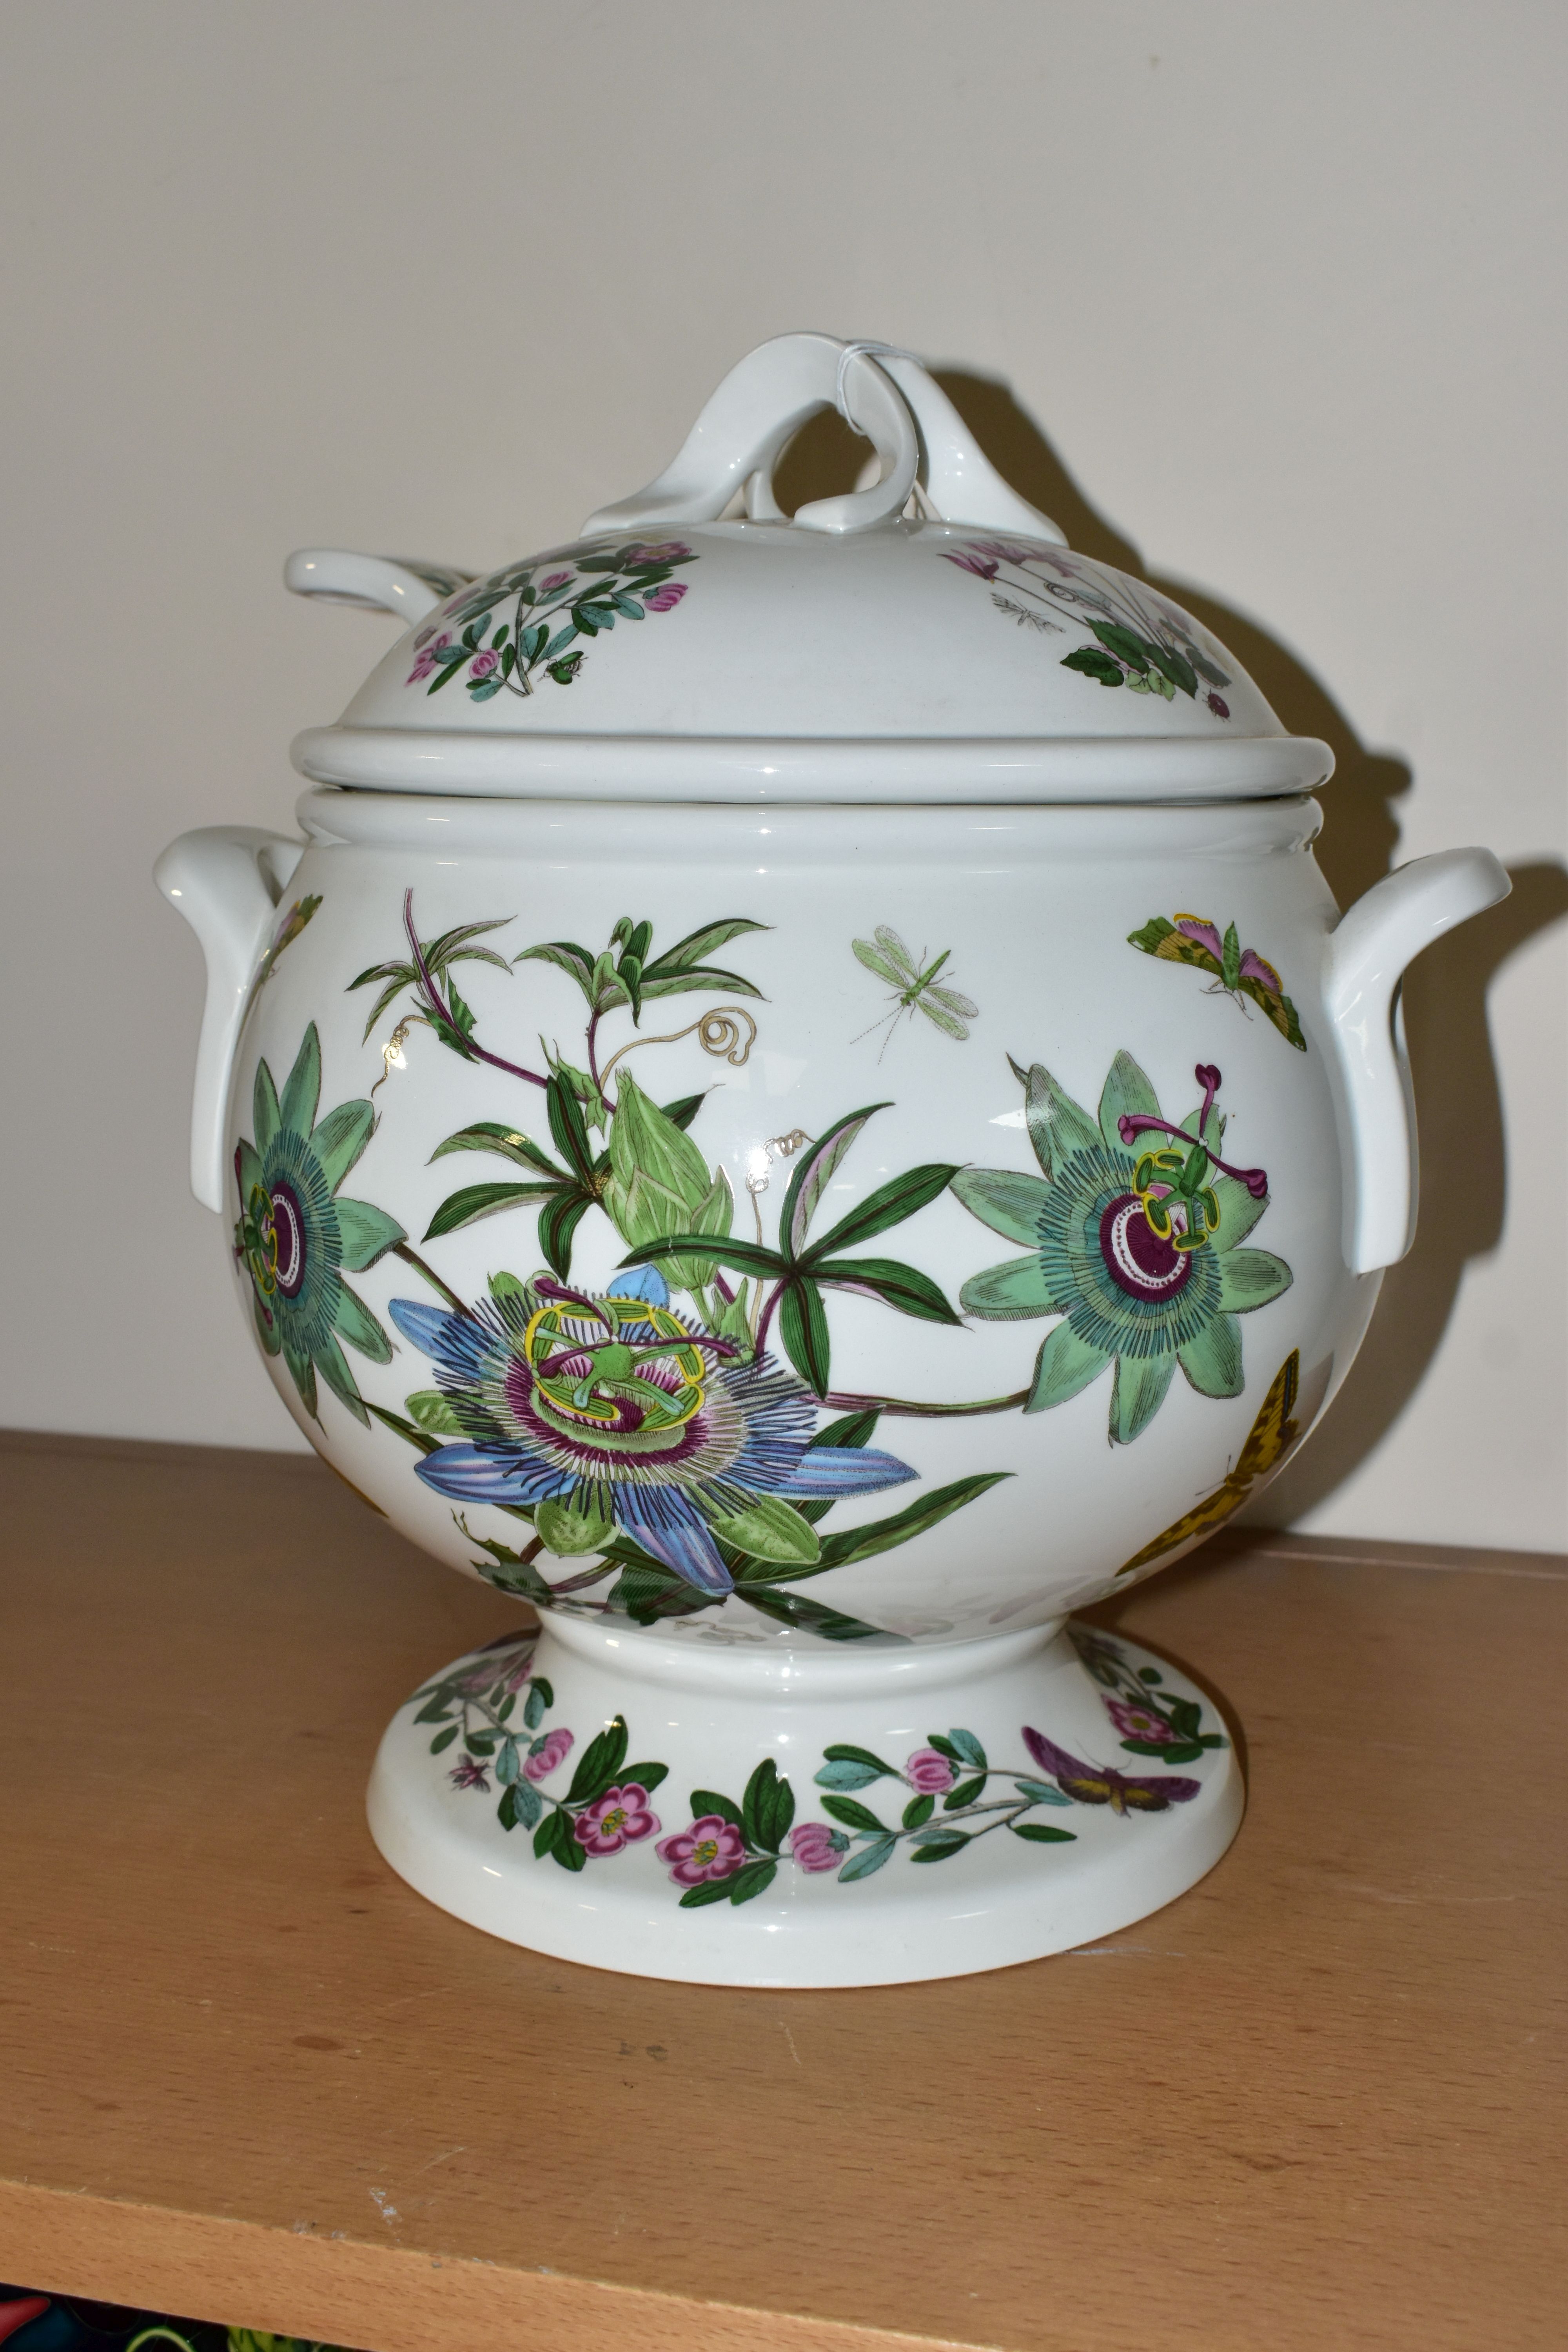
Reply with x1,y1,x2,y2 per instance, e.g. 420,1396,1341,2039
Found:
159,334,1508,1986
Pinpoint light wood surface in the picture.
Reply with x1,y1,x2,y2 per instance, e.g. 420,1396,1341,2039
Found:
2,1432,1563,2352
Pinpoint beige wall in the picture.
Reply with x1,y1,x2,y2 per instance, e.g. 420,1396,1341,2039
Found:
3,1,1563,1550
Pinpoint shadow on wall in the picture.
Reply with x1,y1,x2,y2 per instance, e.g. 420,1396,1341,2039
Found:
775,382,1568,1524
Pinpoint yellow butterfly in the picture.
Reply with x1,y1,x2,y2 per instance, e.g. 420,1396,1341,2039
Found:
1116,1351,1301,1578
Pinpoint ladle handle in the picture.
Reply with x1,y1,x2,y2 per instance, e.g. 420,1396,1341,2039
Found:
583,332,1064,542
283,549,472,623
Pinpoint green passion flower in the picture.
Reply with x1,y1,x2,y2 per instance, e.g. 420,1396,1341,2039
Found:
952,1052,1292,1445
233,1024,406,1424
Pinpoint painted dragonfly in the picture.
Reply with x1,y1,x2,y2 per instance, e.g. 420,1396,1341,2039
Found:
851,927,978,1058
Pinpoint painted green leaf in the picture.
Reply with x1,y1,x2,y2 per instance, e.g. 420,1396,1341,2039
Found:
910,1830,970,1862
903,1792,935,1829
535,1499,616,1556
1090,620,1152,673
737,1588,891,1642
689,1788,744,1831
742,1757,795,1854
364,1399,441,1457
1016,1780,1075,1806
537,1190,593,1279
424,1180,563,1240
779,1278,831,1397
1062,645,1125,686
816,1254,960,1325
620,1232,783,1280
837,1834,897,1881
814,1756,889,1791
819,1743,897,1780
809,1163,957,1259
428,1724,458,1755
679,1877,738,1909
641,916,768,979
708,1494,821,1565
727,1858,779,1906
429,1121,561,1177
822,1793,887,1834
405,1388,461,1437
565,1714,629,1805
546,1070,599,1184
1011,1823,1078,1843
781,1103,891,1259
813,1472,1012,1572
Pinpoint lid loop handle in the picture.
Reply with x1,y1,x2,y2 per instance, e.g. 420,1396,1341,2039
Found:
583,332,1066,544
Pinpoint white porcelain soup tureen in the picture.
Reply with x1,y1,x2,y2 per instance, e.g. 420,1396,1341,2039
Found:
159,334,1506,1986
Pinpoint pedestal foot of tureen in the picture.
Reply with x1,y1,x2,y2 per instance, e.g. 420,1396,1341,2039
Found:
366,1613,1243,1988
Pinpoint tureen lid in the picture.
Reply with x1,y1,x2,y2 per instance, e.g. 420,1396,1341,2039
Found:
290,334,1330,805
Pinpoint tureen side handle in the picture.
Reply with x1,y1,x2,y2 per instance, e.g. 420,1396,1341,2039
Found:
1324,848,1510,1274
155,827,306,1213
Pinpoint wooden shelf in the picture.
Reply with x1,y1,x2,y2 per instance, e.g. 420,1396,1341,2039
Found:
2,1431,1562,2352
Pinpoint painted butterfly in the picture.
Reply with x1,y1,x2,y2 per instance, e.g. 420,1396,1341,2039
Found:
1128,913,1306,1050
1115,1350,1302,1579
1022,1727,1202,1814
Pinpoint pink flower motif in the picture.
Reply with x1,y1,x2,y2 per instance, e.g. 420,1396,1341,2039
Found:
1207,690,1231,720
789,1820,849,1873
623,540,691,563
468,648,499,679
573,1782,661,1856
449,1754,490,1791
407,630,453,684
941,549,999,580
656,1813,746,1886
1105,1698,1178,1745
904,1746,956,1793
413,625,438,649
524,1726,574,1782
642,580,688,612
539,570,573,592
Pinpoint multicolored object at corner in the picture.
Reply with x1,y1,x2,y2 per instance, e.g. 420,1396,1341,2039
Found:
953,1051,1292,1443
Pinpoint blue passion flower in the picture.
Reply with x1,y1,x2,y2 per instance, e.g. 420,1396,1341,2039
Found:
389,1267,917,1595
